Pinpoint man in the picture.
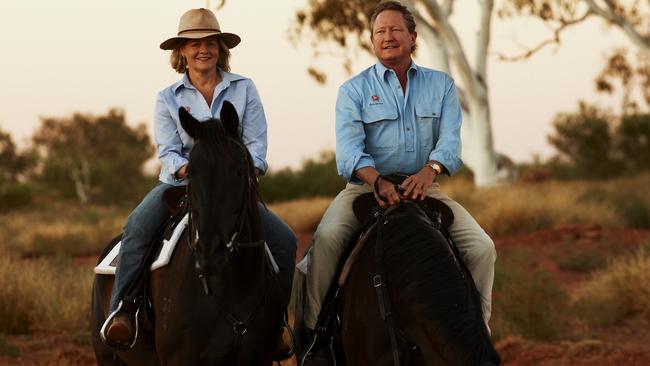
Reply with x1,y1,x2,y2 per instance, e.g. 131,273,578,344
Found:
303,0,496,357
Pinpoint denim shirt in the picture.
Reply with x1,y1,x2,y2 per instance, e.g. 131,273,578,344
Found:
335,61,463,184
154,70,268,186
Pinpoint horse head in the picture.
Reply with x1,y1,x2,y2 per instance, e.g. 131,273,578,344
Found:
179,101,262,291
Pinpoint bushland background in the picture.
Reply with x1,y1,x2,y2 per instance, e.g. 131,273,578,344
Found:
1,107,649,365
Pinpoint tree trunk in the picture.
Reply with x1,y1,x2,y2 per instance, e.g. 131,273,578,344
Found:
419,0,504,187
462,97,500,187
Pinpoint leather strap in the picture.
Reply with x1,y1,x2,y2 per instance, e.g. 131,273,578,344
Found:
373,210,401,366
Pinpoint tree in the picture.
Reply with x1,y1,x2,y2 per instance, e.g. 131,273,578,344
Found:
0,128,35,210
595,48,650,114
292,0,509,187
616,113,650,173
547,102,614,178
32,109,154,204
0,128,35,185
499,1,650,61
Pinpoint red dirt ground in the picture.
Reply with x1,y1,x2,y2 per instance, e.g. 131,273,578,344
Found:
1,227,648,365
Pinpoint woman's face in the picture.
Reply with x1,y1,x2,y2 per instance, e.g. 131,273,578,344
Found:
181,36,220,74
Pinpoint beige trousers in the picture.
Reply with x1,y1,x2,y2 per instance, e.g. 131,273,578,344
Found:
304,182,496,330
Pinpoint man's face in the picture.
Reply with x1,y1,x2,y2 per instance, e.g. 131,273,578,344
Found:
371,10,416,67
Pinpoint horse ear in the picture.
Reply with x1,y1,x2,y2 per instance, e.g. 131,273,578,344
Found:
179,107,201,139
220,101,240,139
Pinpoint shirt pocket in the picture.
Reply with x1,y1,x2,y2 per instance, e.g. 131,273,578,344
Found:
361,106,399,151
415,100,442,148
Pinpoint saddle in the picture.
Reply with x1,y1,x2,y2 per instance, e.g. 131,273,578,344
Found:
338,185,454,287
94,186,189,276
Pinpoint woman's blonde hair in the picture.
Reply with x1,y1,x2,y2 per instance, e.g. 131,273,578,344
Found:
169,37,231,73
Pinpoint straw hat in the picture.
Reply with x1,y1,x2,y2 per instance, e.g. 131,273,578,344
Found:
160,8,241,50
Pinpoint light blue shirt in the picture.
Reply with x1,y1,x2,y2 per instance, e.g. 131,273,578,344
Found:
154,70,268,185
335,61,463,184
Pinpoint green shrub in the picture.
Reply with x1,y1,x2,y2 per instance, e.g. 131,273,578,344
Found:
0,183,32,211
615,199,650,229
547,103,615,179
261,151,346,203
617,114,650,174
492,248,570,340
0,334,19,357
558,248,608,273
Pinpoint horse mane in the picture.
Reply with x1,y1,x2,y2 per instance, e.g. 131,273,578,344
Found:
379,202,495,364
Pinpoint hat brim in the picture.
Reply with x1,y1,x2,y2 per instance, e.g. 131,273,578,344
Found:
160,31,241,50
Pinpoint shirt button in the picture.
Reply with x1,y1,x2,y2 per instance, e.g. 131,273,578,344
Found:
407,128,411,131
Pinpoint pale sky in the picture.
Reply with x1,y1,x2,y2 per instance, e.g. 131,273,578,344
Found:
0,0,632,171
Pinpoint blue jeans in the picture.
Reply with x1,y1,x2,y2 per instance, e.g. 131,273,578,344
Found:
109,183,297,311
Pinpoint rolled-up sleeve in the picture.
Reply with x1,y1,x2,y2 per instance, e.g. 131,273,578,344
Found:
241,81,268,174
335,83,374,183
429,76,463,175
154,93,188,183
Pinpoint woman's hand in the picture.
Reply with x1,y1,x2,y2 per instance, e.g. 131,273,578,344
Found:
176,164,188,179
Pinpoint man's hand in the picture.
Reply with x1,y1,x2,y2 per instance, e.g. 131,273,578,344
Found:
400,165,438,200
355,166,401,208
374,176,401,208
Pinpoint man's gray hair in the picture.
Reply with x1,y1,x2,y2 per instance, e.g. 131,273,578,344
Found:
369,1,417,34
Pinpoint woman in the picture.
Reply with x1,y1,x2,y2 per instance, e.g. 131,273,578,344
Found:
102,8,296,354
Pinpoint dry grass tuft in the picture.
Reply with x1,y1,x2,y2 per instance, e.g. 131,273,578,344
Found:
1,203,127,258
268,197,332,233
443,176,650,237
572,246,650,326
0,255,93,334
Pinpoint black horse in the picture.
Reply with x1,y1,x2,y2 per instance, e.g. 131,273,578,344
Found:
91,102,284,365
294,191,500,365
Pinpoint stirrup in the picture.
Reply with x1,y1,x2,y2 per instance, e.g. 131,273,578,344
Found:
274,313,296,361
300,331,336,366
100,300,140,350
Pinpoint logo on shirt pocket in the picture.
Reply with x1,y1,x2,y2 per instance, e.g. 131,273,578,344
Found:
369,95,383,105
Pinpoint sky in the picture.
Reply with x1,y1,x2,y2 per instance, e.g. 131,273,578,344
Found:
0,0,634,171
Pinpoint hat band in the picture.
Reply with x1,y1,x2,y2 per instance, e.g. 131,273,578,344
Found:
178,28,222,36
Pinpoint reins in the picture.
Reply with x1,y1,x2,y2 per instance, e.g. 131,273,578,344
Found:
373,201,440,366
372,208,402,366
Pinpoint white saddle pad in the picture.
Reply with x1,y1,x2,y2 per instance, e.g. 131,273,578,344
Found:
94,214,190,275
94,213,280,275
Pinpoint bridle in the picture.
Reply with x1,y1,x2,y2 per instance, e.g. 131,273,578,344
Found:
184,135,269,359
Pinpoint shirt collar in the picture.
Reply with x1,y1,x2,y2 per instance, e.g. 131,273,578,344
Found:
374,60,419,80
173,68,245,93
